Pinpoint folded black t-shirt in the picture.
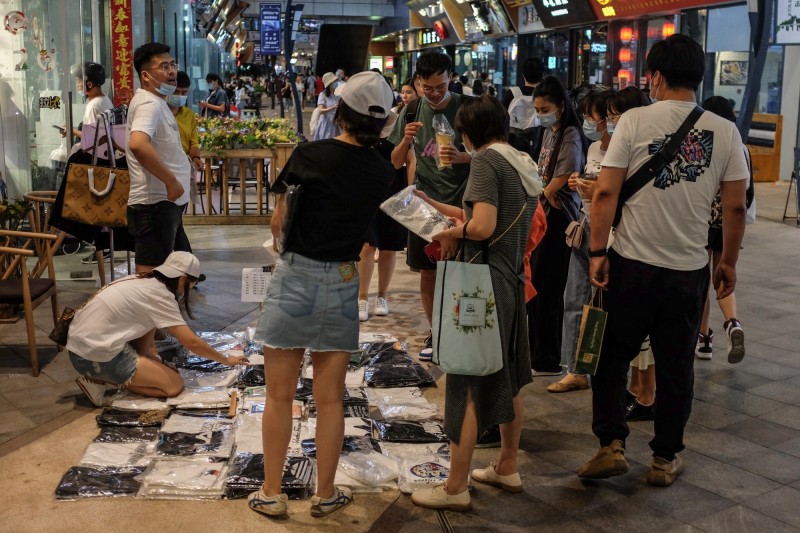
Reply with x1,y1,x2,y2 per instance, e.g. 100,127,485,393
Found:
271,139,394,262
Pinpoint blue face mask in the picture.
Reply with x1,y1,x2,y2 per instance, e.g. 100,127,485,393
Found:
167,94,188,108
583,119,603,141
147,72,176,97
538,111,558,128
606,121,616,136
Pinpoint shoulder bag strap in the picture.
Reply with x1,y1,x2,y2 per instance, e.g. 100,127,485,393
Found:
613,106,704,227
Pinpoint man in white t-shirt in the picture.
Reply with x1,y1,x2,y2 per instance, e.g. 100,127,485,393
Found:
578,34,748,487
69,62,114,139
126,42,190,274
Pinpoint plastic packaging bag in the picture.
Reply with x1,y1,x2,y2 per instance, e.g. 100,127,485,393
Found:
156,413,235,457
301,434,377,458
338,450,400,487
366,387,441,421
79,442,154,468
379,185,453,242
136,457,228,499
165,386,233,409
110,393,169,412
55,466,146,499
398,455,451,494
364,363,435,388
93,426,159,443
96,408,169,428
432,114,455,170
179,367,240,388
373,420,448,443
225,454,315,500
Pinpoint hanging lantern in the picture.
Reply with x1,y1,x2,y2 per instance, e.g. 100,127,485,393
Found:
619,26,633,42
618,48,631,63
662,21,675,38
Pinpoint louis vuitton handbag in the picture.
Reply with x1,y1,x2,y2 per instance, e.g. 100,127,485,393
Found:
63,114,130,227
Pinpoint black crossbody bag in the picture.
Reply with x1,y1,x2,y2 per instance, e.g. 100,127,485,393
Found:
613,106,705,227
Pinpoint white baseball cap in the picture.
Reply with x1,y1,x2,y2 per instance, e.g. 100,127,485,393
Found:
336,71,394,120
154,252,201,279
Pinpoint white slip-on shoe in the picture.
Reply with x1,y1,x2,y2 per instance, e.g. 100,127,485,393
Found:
358,299,369,322
410,483,471,512
471,461,523,493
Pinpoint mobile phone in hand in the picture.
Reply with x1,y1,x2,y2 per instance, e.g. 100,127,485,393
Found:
424,240,442,262
52,125,66,134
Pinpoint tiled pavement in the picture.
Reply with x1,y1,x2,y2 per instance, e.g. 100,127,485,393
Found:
1,149,800,529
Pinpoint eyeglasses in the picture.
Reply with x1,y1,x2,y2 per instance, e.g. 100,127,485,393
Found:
420,83,448,94
147,61,178,74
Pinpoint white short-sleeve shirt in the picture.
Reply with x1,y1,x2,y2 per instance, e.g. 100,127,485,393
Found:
66,276,186,362
602,100,749,271
125,89,191,206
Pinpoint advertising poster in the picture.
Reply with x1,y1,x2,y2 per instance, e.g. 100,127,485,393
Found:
260,3,281,55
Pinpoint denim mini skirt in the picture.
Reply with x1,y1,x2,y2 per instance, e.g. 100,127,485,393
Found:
253,252,360,352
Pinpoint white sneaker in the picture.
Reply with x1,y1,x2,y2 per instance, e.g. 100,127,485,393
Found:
410,483,471,512
358,299,369,322
76,376,110,407
374,297,389,316
248,488,288,516
472,461,523,493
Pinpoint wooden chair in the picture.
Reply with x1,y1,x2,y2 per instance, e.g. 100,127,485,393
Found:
0,229,60,376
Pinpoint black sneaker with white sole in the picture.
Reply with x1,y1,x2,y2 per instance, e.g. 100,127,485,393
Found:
724,318,745,364
418,334,433,362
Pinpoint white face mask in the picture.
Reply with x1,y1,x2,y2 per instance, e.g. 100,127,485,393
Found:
650,73,663,103
425,91,450,108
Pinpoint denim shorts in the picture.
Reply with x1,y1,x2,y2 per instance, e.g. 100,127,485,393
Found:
69,345,139,386
127,201,185,267
253,252,360,352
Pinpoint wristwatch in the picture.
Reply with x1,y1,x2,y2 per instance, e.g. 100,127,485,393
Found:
588,248,607,257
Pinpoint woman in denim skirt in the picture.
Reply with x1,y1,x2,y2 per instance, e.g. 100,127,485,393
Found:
248,72,396,519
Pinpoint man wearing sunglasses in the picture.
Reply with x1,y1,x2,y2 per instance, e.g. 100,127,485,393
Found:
126,42,190,275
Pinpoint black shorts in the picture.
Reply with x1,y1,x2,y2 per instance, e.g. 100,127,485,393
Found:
365,211,407,251
127,201,184,267
406,232,436,271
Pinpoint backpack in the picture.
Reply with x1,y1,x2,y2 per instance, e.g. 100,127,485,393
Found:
508,87,538,130
507,87,544,160
309,107,321,138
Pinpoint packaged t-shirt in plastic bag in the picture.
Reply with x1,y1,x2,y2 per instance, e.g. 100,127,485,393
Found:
379,185,453,242
180,367,240,388
239,365,265,387
109,393,169,411
55,466,146,499
96,408,169,428
136,457,228,499
165,386,233,409
378,442,450,462
93,426,159,443
366,387,441,421
156,414,234,457
398,455,451,494
364,363,435,388
79,442,155,468
301,434,378,458
338,450,400,487
373,420,448,443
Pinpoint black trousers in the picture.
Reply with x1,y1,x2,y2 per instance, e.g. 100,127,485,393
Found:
528,206,572,372
591,250,709,460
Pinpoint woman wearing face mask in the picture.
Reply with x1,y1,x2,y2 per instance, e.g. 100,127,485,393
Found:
548,89,613,393
411,95,540,511
199,73,230,117
528,76,588,377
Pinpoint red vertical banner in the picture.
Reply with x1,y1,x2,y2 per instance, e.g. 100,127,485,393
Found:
111,0,134,106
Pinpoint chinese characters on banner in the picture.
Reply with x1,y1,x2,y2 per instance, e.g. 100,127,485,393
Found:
111,0,134,106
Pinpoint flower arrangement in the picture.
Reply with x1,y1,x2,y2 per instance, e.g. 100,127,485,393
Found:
198,116,298,152
0,198,32,229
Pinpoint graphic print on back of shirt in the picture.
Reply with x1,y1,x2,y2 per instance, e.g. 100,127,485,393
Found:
650,128,714,190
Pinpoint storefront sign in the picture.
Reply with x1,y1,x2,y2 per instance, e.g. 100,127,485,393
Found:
111,0,134,106
776,0,800,44
384,57,395,70
590,0,731,20
260,3,281,55
38,96,61,110
370,57,383,71
532,0,596,28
